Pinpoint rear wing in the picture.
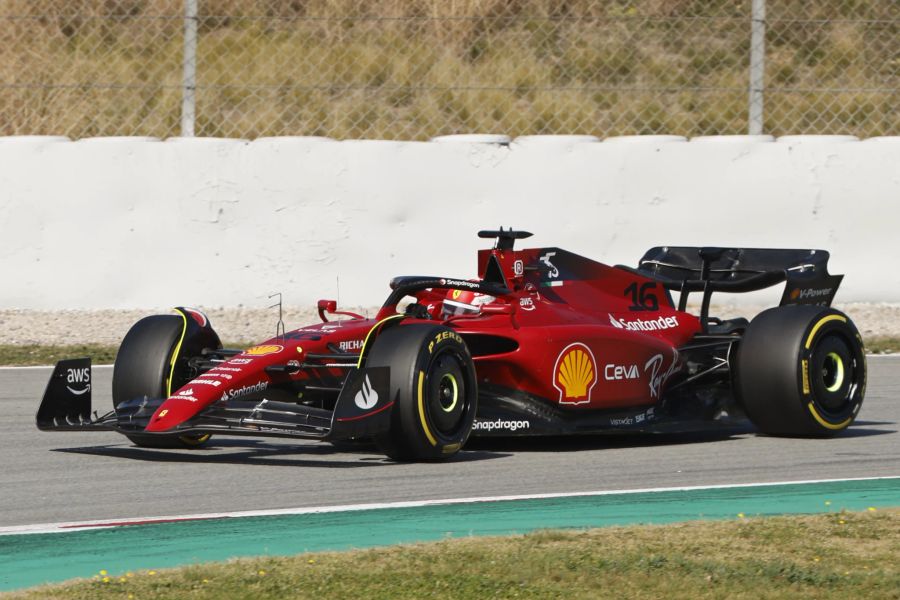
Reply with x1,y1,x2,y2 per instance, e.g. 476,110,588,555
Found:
633,246,843,330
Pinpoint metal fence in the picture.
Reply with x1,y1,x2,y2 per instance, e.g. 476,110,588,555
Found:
1,1,896,139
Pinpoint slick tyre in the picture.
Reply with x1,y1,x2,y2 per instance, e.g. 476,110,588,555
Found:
736,305,866,437
112,315,212,449
369,325,477,461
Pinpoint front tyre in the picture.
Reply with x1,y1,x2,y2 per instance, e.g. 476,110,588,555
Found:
369,325,478,461
736,305,866,437
112,314,215,449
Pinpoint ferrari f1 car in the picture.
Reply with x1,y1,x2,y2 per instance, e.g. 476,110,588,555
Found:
38,229,866,461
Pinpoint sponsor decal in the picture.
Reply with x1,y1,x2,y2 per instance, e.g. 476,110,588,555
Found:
65,367,91,395
191,379,222,387
604,363,639,381
354,374,379,410
229,358,253,365
513,260,524,276
287,359,301,368
243,345,283,356
792,287,833,300
339,339,364,352
203,372,233,380
439,278,481,289
184,307,208,327
473,419,531,432
451,290,462,300
644,352,679,399
540,251,559,278
428,330,463,354
553,342,597,405
178,388,194,396
222,381,268,401
519,297,536,311
609,313,679,332
158,409,168,418
211,366,242,373
611,407,655,427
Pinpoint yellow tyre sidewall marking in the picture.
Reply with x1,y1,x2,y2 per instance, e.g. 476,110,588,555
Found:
807,402,853,430
804,314,846,350
167,309,189,397
417,370,438,446
179,433,211,446
356,314,405,369
803,313,853,428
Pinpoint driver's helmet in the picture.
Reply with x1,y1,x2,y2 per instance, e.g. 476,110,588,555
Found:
442,289,494,318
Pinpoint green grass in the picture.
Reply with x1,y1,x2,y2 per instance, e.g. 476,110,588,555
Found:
0,342,250,367
1,336,896,366
0,344,119,367
1,0,896,138
3,509,898,599
863,336,900,355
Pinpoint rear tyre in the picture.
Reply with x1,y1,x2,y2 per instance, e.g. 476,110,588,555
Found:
112,314,213,449
369,325,477,461
736,305,866,437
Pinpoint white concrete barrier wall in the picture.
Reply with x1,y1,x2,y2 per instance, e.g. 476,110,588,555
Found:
1,134,898,310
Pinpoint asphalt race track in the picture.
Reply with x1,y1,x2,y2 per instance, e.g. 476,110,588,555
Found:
1,358,897,528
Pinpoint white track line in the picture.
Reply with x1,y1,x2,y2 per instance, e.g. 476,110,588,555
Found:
2,475,897,536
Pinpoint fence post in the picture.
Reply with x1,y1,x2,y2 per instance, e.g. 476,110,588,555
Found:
181,0,198,137
748,0,766,134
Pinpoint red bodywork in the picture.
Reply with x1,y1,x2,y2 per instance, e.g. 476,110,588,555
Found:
145,243,701,435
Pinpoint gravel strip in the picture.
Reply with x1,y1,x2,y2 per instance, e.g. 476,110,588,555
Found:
1,302,898,346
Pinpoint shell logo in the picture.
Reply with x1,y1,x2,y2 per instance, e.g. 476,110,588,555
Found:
243,344,284,356
553,343,597,405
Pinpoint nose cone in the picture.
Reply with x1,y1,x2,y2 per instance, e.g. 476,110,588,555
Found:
144,402,188,432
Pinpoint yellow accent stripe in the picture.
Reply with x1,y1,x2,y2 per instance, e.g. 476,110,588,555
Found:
807,402,853,430
167,309,189,397
417,370,437,446
805,314,846,350
356,314,405,368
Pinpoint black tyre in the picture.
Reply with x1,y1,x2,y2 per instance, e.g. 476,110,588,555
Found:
112,314,213,449
736,305,866,437
369,325,478,461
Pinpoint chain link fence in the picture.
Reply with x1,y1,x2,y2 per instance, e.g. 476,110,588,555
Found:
1,0,896,139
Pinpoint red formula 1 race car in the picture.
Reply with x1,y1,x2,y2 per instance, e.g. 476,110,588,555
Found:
38,229,866,461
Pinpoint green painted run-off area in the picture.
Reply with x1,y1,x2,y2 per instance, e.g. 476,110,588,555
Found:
1,477,898,591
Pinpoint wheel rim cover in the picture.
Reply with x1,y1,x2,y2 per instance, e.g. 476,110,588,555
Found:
823,351,845,393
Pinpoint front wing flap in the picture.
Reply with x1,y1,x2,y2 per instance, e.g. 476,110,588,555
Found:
36,359,395,442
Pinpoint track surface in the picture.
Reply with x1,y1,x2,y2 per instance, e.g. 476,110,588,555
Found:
1,358,897,528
